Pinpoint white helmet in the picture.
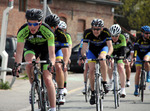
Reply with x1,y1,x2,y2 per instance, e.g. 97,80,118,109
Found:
109,24,121,36
58,20,67,29
123,33,130,39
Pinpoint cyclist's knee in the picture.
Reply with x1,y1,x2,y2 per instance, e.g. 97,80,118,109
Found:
55,64,62,71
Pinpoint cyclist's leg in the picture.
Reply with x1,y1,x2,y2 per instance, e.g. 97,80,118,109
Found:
55,50,65,103
117,60,126,97
99,46,108,82
117,61,126,88
87,50,96,105
134,55,142,96
143,52,150,71
24,50,36,84
41,49,56,109
99,46,109,93
125,60,131,87
107,59,114,90
82,60,89,94
55,49,64,89
43,69,56,108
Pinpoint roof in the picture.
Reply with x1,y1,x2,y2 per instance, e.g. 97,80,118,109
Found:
75,0,123,6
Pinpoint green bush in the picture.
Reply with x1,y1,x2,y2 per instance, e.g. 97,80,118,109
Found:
0,79,10,89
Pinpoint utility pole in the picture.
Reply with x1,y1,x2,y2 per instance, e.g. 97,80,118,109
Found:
0,0,14,82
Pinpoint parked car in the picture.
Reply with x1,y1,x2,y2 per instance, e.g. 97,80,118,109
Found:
69,44,84,73
0,36,26,74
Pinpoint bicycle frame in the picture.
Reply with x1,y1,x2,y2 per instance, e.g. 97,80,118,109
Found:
18,60,50,111
87,58,105,111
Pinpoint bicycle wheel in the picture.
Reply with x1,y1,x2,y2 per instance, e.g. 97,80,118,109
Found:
31,81,42,111
113,72,120,108
95,73,103,111
116,76,120,107
113,77,117,109
56,91,61,111
140,70,146,102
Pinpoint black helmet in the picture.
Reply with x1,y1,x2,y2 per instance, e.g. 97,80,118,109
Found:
45,14,60,27
91,19,104,27
25,8,43,21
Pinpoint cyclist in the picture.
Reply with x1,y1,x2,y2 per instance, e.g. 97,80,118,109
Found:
13,9,56,111
78,39,89,94
123,33,134,87
81,19,113,105
58,20,72,95
45,14,69,104
132,25,150,96
108,24,127,98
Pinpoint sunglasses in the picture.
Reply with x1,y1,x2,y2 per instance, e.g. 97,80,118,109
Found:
92,28,101,31
111,35,119,37
28,22,40,27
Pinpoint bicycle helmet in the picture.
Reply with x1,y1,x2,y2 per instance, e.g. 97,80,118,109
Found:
123,33,130,39
109,24,121,36
45,14,60,27
58,20,67,29
25,8,43,21
141,25,150,33
91,19,104,27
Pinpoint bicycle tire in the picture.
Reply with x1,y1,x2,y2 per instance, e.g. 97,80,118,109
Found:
113,78,117,109
31,81,42,111
95,73,103,111
56,91,61,111
140,70,145,102
116,79,120,107
42,86,47,111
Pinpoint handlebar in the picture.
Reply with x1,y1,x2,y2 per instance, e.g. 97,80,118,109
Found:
87,58,106,62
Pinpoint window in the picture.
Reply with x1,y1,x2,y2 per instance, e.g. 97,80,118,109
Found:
19,0,28,12
77,19,85,40
60,17,67,23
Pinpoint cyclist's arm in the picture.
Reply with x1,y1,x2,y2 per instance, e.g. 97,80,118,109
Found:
48,46,56,66
68,43,72,59
47,29,56,66
106,40,113,56
81,42,88,57
15,42,24,66
67,34,72,59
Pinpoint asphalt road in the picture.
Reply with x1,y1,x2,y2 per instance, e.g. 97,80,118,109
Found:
0,72,150,111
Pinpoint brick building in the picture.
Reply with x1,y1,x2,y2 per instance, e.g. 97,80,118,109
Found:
0,0,121,46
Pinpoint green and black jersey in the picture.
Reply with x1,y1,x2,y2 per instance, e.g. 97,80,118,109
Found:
112,34,126,56
17,23,55,46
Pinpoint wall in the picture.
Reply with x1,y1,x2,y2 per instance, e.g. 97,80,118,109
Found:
0,0,116,46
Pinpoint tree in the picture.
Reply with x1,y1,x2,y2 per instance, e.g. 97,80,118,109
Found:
115,0,150,31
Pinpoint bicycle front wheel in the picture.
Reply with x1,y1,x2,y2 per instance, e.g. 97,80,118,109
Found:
140,70,146,102
31,81,42,111
95,74,103,111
